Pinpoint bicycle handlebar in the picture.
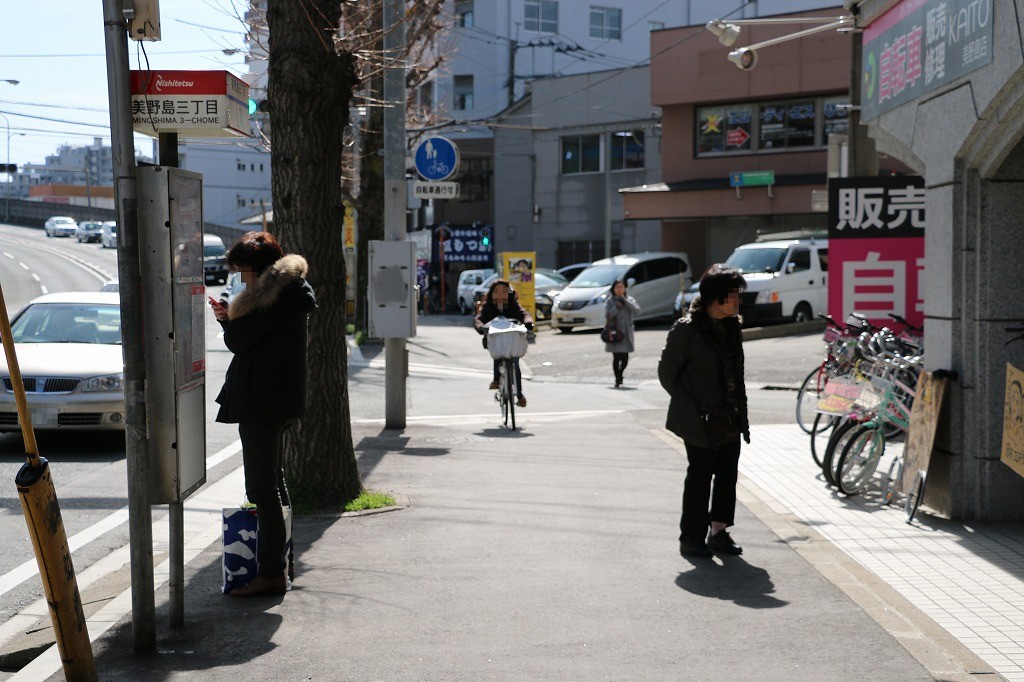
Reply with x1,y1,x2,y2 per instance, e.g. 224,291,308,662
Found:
888,312,924,333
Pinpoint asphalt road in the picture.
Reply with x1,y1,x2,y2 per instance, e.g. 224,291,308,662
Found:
0,222,824,675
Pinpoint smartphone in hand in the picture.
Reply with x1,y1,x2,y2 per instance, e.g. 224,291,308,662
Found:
208,296,225,310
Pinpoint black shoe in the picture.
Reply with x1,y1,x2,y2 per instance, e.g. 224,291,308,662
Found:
707,529,742,555
679,539,714,558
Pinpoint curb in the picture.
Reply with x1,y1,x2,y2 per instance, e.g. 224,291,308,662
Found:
742,319,824,342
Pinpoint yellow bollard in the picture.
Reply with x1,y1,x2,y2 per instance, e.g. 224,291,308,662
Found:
0,282,96,681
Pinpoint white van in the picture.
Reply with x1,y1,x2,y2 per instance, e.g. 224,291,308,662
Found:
724,237,828,324
551,252,691,333
456,268,494,314
100,221,117,249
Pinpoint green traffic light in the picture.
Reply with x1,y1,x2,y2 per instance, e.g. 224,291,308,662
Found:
248,98,258,116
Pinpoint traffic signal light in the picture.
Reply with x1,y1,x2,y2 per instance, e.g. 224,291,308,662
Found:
1,164,16,174
480,226,492,248
248,98,258,115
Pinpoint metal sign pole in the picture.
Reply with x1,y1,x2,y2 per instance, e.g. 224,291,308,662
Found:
0,280,96,681
102,0,155,651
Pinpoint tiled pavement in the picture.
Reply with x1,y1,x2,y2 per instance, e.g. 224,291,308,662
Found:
743,423,1024,681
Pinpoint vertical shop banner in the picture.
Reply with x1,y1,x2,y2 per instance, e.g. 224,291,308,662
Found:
828,176,926,330
861,0,993,120
1001,363,1024,479
502,251,536,321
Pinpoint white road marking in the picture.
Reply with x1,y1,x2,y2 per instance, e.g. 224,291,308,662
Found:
17,262,28,271
30,273,40,282
3,252,13,259
352,408,624,426
38,286,47,294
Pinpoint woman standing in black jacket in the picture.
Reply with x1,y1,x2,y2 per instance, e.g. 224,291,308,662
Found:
658,265,749,559
210,231,317,597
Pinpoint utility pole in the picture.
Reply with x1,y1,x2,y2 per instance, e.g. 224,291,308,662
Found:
383,0,408,428
507,39,517,107
101,0,155,652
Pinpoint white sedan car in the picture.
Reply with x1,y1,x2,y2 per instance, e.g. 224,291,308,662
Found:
43,216,79,238
0,292,125,432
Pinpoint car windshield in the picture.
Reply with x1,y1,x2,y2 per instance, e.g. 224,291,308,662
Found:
82,222,102,230
204,244,226,258
567,264,629,288
55,218,75,225
11,303,121,345
725,247,788,274
536,271,568,287
534,272,565,290
104,222,117,233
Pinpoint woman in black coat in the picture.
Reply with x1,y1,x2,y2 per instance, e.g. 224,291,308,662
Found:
658,264,749,559
210,231,316,597
474,278,534,407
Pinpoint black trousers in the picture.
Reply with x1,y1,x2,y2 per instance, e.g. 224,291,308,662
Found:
492,358,524,397
612,352,629,380
679,440,741,543
239,420,290,577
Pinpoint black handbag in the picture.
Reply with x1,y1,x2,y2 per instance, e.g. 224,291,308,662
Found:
701,404,740,447
600,325,622,343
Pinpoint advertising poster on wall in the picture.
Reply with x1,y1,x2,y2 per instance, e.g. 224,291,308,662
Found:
1001,363,1024,479
502,251,536,320
827,176,926,331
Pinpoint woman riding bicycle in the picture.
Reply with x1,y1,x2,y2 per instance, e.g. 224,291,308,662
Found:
474,278,533,407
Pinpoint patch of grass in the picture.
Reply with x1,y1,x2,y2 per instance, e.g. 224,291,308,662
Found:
344,490,396,512
354,330,366,345
346,323,355,335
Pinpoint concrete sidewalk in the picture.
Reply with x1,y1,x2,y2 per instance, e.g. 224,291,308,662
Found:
24,387,1007,681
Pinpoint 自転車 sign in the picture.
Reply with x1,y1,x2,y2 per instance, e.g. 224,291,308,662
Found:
414,137,459,182
413,181,460,199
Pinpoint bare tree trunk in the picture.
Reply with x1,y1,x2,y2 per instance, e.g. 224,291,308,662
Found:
267,0,362,509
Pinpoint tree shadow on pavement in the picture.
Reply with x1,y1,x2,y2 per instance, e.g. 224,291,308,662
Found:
675,556,789,609
355,430,451,479
86,558,282,681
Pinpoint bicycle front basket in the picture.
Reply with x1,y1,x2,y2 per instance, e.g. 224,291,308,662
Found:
487,326,529,359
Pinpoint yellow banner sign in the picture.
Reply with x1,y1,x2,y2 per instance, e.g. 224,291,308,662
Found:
501,251,536,320
902,370,948,492
1001,363,1024,479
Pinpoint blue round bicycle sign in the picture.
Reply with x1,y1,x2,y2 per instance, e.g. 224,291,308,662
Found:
414,137,460,182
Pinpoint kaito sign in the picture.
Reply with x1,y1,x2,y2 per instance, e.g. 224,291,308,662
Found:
828,176,926,331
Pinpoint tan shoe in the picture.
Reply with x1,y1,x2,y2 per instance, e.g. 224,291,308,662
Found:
488,380,499,390
516,396,527,408
230,574,288,598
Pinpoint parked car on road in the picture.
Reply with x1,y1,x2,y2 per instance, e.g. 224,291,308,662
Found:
556,262,590,283
44,216,78,238
724,237,828,324
76,221,104,243
673,281,700,319
203,234,229,284
551,252,691,333
0,292,125,431
100,221,117,249
534,270,569,320
456,269,494,314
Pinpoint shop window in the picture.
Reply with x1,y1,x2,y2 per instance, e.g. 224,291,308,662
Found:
589,7,622,40
561,135,601,174
823,96,849,139
610,130,644,171
558,239,620,266
759,101,815,150
695,96,848,157
525,0,558,34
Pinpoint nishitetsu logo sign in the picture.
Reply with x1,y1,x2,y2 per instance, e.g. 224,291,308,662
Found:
129,70,250,139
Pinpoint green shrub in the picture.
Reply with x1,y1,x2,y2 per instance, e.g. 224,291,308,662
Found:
344,490,396,512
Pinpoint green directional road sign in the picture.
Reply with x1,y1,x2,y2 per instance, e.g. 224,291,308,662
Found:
729,170,775,187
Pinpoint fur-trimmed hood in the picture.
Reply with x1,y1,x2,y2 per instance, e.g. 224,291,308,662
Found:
228,254,313,320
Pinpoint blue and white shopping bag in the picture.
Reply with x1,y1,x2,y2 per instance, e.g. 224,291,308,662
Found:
222,506,293,594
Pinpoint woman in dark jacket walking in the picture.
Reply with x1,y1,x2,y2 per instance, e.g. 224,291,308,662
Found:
474,279,534,407
604,279,641,387
658,264,749,559
210,231,316,597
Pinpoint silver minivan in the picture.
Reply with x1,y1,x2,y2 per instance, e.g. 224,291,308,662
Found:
551,252,691,332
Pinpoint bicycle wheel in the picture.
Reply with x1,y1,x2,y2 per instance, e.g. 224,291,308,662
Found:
810,413,837,468
796,365,825,434
505,359,516,430
905,470,926,523
881,455,903,506
821,418,859,487
498,363,509,426
836,424,885,495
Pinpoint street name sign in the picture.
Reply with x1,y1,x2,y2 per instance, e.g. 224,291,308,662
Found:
129,70,250,138
729,170,775,187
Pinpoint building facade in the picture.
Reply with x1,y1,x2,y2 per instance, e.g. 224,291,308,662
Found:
493,66,662,267
849,0,1022,520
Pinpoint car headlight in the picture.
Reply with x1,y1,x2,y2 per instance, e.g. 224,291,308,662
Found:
587,292,610,306
754,289,779,304
81,373,123,392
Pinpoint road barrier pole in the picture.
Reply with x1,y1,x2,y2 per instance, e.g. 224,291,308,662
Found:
0,281,97,681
